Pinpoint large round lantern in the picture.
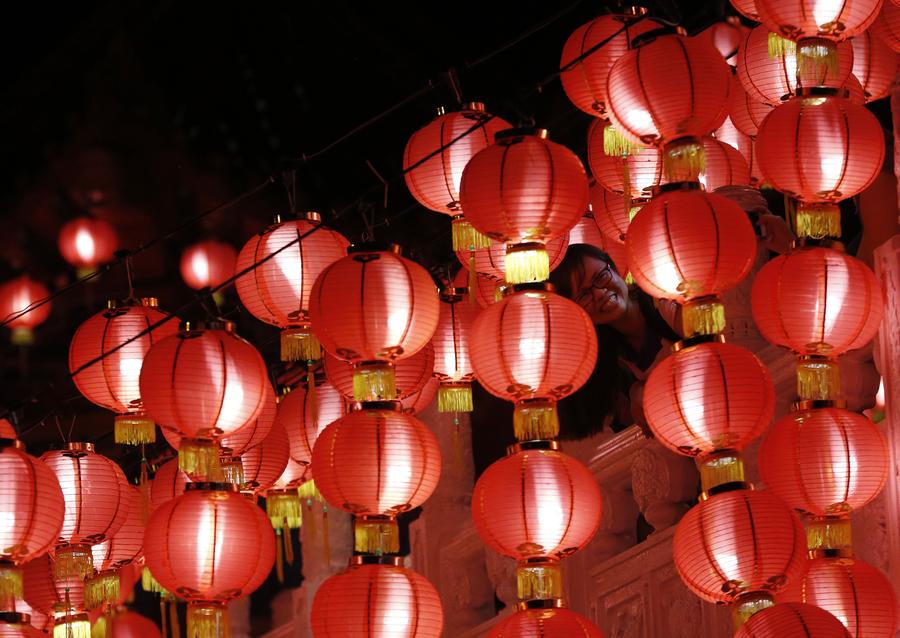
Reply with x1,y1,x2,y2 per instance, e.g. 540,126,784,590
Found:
751,247,884,400
86,486,143,609
455,235,569,282
734,603,851,638
736,25,854,106
311,560,443,637
58,217,118,276
730,77,776,138
625,186,757,336
488,607,605,637
0,440,64,601
139,321,269,478
274,379,344,468
756,93,885,238
673,489,807,604
150,458,190,513
403,103,511,251
780,556,899,638
69,298,178,445
872,0,900,53
236,213,348,362
759,407,889,516
0,276,51,346
469,285,597,441
756,0,884,42
850,30,900,101
560,11,661,119
698,136,751,190
143,484,275,637
103,611,161,638
41,443,130,579
324,344,434,402
587,122,663,203
459,129,589,284
432,287,479,412
309,247,439,402
643,341,775,457
180,240,237,291
240,419,290,496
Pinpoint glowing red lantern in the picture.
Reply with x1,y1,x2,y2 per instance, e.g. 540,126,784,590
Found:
453,268,506,308
311,560,443,637
455,235,569,282
715,117,765,186
643,341,775,457
730,77,776,138
0,420,14,439
673,489,807,604
179,240,237,291
569,214,629,277
104,611,161,638
626,186,756,336
400,376,440,415
842,73,866,104
560,11,661,117
780,556,899,638
734,603,852,638
69,298,178,445
403,103,511,251
236,213,348,362
139,321,269,476
850,30,899,101
23,554,86,617
87,486,142,609
0,276,51,346
41,443,130,579
469,285,597,440
149,458,189,513
274,379,344,468
432,288,478,412
699,17,747,66
488,607,605,637
872,1,900,53
143,484,275,635
0,441,64,601
587,121,663,202
309,247,439,401
730,0,760,22
759,407,888,516
58,217,118,276
220,385,276,455
756,0,883,42
324,344,435,402
736,25,854,106
459,129,589,284
697,136,751,190
590,181,637,244
240,420,290,495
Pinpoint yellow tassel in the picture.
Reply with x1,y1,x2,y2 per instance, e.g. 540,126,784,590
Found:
142,567,170,596
795,202,841,239
516,561,562,602
178,439,224,482
114,413,156,445
85,571,119,610
91,615,107,638
0,564,23,603
797,356,841,401
505,243,549,284
266,490,302,530
297,479,323,503
280,326,321,363
797,38,839,79
732,593,776,632
663,138,705,183
625,271,635,286
354,517,400,555
53,545,94,580
170,597,182,638
53,613,91,638
697,451,745,494
451,217,492,251
140,455,152,525
351,362,396,402
437,382,473,413
187,603,229,638
322,505,331,566
219,455,244,486
275,531,284,584
681,297,726,338
807,516,853,552
603,124,640,157
10,327,34,346
768,32,796,58
513,399,559,441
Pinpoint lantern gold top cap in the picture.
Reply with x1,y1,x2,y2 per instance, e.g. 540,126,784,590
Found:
107,297,159,310
516,599,566,611
672,334,726,352
350,400,403,412
495,128,549,143
791,398,847,412
0,438,24,451
510,281,556,294
463,101,486,112
440,286,468,301
180,320,235,333
66,442,95,453
507,439,561,455
350,555,403,567
300,211,322,223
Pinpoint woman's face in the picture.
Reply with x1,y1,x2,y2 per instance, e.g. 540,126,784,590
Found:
569,256,629,324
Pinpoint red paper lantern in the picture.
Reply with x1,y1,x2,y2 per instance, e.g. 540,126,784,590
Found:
311,405,441,516
488,607,604,637
756,0,883,41
730,0,760,22
0,276,51,346
235,214,348,361
842,73,866,104
23,554,86,615
560,12,661,117
459,129,589,284
58,217,118,274
759,407,889,516
311,561,443,637
568,215,629,277
41,443,130,579
698,136,751,190
590,181,637,244
736,25,854,106
219,385,277,455
87,486,142,610
469,286,597,440
432,288,478,413
715,117,766,186
240,419,290,495
399,376,439,415
472,447,601,560
105,611,161,638
734,603,851,638
149,458,190,513
699,18,748,66
453,268,506,308
324,344,435,402
850,30,899,101
730,76,776,138
871,0,900,53
673,489,807,603
309,248,440,402
274,379,344,467
403,103,511,251
643,341,775,457
0,420,14,439
143,484,275,634
454,235,569,282
780,556,899,638
179,240,237,291
69,298,178,445
587,121,663,201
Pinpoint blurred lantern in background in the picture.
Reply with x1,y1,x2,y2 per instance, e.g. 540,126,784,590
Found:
149,458,190,513
734,603,851,638
697,136,751,190
872,0,900,53
698,16,747,65
849,30,900,101
729,76,775,139
587,121,663,208
274,379,344,470
58,217,118,278
432,287,478,413
179,240,237,305
0,276,51,346
239,419,290,497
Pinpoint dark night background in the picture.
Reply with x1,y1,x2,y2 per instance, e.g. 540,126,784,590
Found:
0,1,891,634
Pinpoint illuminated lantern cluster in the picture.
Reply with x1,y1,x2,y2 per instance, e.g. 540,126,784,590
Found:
403,103,511,251
58,217,118,277
0,276,51,346
69,298,178,445
179,240,237,292
236,212,348,362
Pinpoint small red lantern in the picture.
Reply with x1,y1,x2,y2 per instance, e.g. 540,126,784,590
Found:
697,136,751,190
730,0,760,22
403,104,511,251
849,30,900,101
432,288,479,413
143,484,275,637
872,0,900,53
842,73,866,104
309,247,440,402
0,420,14,439
587,121,663,203
673,489,807,604
69,298,178,445
455,235,569,282
311,560,443,637
715,117,765,186
459,129,589,284
729,76,776,138
734,603,851,638
569,214,629,277
643,341,775,457
179,240,237,291
265,455,309,532
86,486,143,609
104,611,161,638
469,285,597,441
590,181,638,245
240,419,290,495
236,213,348,361
488,607,605,637
58,217,118,276
699,17,748,66
149,458,189,513
23,554,86,620
0,613,44,637
41,443,130,580
274,379,344,468
0,276,51,346
759,407,889,516
324,343,435,402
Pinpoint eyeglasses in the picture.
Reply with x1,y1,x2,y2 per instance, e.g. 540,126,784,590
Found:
573,261,613,307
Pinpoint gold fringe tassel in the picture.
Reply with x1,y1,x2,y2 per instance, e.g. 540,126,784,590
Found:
797,356,841,401
354,517,400,555
663,138,705,182
0,564,23,603
797,38,839,78
280,327,321,363
10,327,33,346
807,516,853,552
142,567,169,595
266,490,302,530
187,603,229,638
697,451,745,494
437,382,473,413
178,439,224,482
53,545,94,580
91,615,107,638
452,217,492,252
681,297,726,338
516,561,562,602
85,571,119,610
768,32,796,58
732,593,776,631
297,479,323,503
219,455,244,486
53,613,91,638
513,400,559,441
505,244,549,284
352,363,396,402
603,124,640,157
114,413,156,445
795,202,841,239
